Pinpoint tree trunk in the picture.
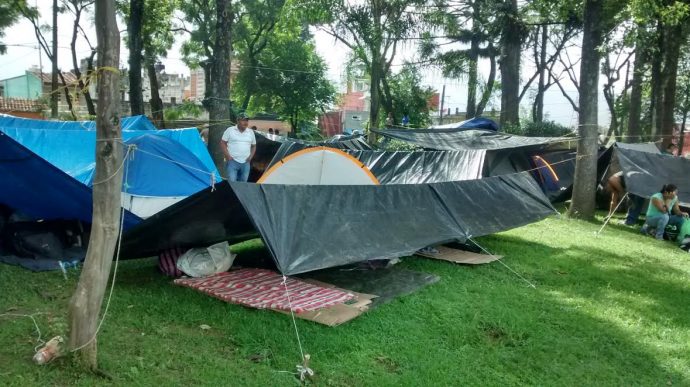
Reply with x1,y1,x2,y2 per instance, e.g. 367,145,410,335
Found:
207,0,234,175
660,23,683,148
569,0,602,220
379,72,395,117
240,58,255,111
58,71,77,120
475,53,496,116
533,24,548,122
70,5,96,117
627,38,646,142
465,0,481,119
499,0,521,128
603,85,618,141
603,56,618,141
201,62,213,111
68,0,121,370
146,60,165,128
369,60,381,142
84,52,97,117
466,56,478,119
679,106,688,154
127,0,145,116
51,0,58,118
650,20,663,139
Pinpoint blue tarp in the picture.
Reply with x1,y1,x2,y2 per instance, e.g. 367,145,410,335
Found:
0,115,157,131
0,127,221,185
0,132,141,228
119,134,215,196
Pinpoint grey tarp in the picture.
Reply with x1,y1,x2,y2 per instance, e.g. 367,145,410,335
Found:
372,128,568,151
268,141,486,184
121,172,555,275
615,142,661,154
615,147,690,206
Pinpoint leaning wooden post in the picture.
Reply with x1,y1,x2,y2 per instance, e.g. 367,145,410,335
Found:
67,0,122,370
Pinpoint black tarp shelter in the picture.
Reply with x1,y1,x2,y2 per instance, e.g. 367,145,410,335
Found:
372,127,568,151
267,141,487,184
615,146,690,206
372,127,577,201
121,172,556,275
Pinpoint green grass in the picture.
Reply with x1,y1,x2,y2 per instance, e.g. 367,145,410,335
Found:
1,211,690,386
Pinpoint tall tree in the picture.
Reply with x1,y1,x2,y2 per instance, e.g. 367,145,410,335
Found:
499,0,522,127
177,0,236,172
0,1,25,54
388,63,436,128
522,0,583,122
421,0,499,119
569,0,604,220
177,0,215,101
235,29,335,134
658,22,687,147
638,0,690,145
141,0,175,128
207,0,234,173
68,0,122,369
675,50,690,153
305,0,425,138
15,1,77,118
64,0,97,117
519,23,578,122
599,15,635,142
233,0,285,111
127,0,145,115
627,28,651,142
51,0,58,118
120,0,177,126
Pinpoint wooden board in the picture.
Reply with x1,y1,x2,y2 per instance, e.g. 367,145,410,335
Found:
415,245,502,265
275,287,377,327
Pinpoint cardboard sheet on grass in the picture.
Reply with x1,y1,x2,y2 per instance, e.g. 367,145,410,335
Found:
174,268,376,326
415,246,502,265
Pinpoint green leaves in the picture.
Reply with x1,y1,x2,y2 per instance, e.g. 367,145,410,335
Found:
387,63,435,128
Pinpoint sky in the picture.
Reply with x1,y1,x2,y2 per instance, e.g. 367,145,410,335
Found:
0,2,609,129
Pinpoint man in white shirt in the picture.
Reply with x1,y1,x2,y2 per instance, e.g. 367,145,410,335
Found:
220,113,256,182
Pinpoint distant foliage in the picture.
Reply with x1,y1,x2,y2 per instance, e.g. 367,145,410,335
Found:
503,120,574,137
376,137,422,151
294,122,325,142
164,101,203,121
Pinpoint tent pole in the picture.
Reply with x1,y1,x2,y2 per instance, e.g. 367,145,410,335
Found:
596,192,629,236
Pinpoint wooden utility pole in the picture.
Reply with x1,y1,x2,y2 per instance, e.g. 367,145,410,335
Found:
51,0,58,118
439,84,445,125
68,0,122,370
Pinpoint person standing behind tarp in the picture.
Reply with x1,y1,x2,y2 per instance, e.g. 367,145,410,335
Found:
385,112,394,128
640,184,688,240
606,171,641,225
221,113,256,182
663,143,678,156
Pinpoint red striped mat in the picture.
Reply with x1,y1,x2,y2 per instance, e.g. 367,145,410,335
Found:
174,268,355,313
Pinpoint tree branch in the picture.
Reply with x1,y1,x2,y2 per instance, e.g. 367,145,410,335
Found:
553,74,579,112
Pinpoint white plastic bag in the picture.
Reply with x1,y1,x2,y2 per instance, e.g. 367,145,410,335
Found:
176,242,236,277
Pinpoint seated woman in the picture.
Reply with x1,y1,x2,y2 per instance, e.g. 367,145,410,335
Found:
641,184,689,240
